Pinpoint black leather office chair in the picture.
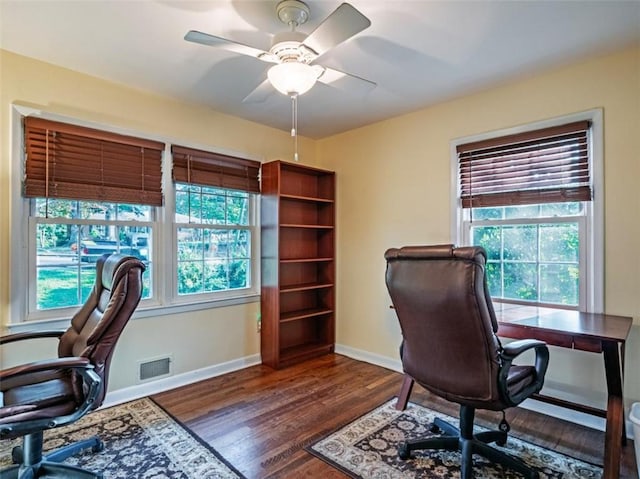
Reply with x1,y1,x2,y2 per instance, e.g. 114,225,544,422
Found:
0,254,145,479
385,244,549,479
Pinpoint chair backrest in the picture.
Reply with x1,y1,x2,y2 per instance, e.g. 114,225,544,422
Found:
384,244,503,405
58,254,145,405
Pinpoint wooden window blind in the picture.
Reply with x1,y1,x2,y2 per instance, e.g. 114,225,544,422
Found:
458,121,591,208
23,117,164,206
171,145,260,193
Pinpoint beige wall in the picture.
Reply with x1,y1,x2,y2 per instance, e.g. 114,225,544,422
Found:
0,50,316,389
317,45,640,406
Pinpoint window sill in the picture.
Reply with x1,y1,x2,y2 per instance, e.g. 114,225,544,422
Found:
5,294,260,333
137,293,260,319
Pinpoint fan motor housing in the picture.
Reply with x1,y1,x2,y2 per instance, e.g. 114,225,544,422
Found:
270,31,316,63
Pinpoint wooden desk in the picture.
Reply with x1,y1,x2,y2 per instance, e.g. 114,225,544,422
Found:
395,304,633,479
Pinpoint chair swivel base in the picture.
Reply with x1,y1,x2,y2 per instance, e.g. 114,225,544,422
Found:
398,407,539,479
12,437,104,464
1,432,103,479
0,461,103,479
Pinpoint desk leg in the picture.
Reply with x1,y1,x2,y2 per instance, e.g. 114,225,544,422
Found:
395,374,414,411
621,342,627,443
603,341,625,479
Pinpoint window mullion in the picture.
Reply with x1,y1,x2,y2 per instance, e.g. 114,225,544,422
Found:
578,215,588,311
500,225,505,300
536,224,541,303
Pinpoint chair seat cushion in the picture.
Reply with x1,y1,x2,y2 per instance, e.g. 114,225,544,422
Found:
0,377,78,429
506,364,536,395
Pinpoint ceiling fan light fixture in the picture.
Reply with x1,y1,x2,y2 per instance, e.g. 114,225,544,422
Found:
268,62,320,96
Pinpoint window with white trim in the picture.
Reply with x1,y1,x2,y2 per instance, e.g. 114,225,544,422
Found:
31,199,154,314
452,111,603,312
175,184,254,296
13,108,260,324
171,145,260,301
22,116,162,319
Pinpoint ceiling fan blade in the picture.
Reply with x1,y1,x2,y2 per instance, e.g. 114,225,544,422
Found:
184,30,278,63
242,78,275,103
318,66,376,93
302,3,371,57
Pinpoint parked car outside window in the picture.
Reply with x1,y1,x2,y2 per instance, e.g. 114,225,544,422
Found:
71,239,148,262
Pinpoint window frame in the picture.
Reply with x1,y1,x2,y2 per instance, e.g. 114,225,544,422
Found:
27,208,157,321
9,105,260,329
450,109,603,313
461,207,588,309
171,183,259,305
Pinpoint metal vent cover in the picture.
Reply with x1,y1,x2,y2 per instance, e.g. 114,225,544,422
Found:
139,356,171,381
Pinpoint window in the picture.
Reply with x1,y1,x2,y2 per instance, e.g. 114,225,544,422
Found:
175,184,253,295
32,199,153,312
468,203,583,306
22,116,162,319
12,106,261,324
171,145,260,301
452,111,603,312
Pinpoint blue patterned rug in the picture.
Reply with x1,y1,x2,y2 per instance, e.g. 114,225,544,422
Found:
308,398,603,479
0,397,245,479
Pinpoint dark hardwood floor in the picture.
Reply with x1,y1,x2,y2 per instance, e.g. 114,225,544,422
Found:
152,354,638,478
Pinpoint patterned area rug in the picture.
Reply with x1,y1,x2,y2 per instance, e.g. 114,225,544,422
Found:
308,399,603,479
0,397,244,479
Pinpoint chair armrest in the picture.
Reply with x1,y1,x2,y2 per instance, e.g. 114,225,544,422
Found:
0,357,91,382
502,339,546,359
0,330,66,345
499,339,550,407
502,339,549,379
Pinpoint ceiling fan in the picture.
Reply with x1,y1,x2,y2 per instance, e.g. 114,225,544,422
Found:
184,0,376,101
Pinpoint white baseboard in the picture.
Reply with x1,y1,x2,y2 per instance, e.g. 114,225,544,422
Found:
335,344,403,373
102,354,261,408
335,343,635,438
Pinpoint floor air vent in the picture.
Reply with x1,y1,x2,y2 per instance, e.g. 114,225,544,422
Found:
139,356,171,381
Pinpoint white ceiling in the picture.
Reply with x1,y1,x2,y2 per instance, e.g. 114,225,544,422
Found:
1,1,639,139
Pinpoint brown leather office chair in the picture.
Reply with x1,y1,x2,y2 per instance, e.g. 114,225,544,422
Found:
0,254,145,479
385,245,549,479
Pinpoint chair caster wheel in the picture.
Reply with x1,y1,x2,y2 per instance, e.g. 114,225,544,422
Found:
11,445,23,464
92,439,105,452
398,443,411,460
429,423,441,434
496,438,507,447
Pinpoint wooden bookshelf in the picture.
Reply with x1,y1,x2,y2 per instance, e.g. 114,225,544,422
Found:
260,160,335,369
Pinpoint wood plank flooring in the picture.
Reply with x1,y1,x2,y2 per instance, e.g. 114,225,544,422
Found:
152,354,638,478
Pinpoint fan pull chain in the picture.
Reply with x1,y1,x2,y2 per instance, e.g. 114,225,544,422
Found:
291,94,299,161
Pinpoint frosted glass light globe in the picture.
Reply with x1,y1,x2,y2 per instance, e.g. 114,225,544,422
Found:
268,62,320,96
